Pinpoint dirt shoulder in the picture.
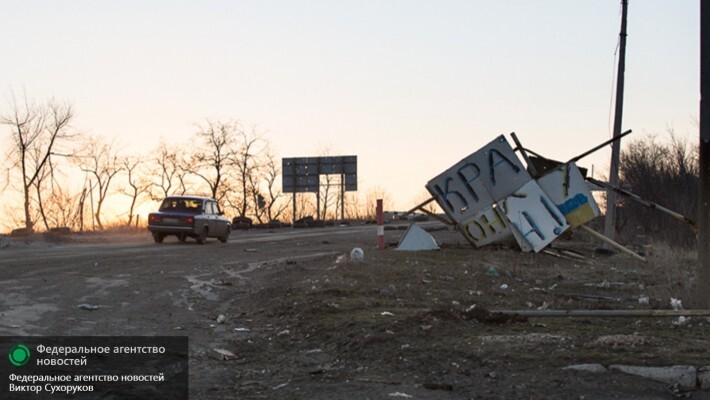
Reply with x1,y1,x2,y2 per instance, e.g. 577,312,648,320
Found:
1,225,709,399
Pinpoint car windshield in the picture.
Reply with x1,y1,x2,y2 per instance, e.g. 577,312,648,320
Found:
159,198,203,214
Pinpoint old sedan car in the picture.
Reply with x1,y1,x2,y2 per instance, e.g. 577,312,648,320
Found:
148,196,231,244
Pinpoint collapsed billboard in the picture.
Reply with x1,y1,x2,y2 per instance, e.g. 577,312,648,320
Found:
425,135,599,252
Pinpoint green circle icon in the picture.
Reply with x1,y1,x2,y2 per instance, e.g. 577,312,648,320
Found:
9,344,30,367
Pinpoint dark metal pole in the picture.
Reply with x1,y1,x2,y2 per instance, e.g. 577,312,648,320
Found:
604,0,629,242
699,0,710,307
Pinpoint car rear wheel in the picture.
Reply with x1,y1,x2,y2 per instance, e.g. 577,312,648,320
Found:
219,226,231,243
196,227,208,244
178,233,187,243
153,233,165,244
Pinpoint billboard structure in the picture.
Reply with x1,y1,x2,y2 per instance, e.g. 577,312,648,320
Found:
282,156,357,222
424,134,600,253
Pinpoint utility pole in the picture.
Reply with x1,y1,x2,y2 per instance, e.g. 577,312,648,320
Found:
604,0,629,242
699,0,710,307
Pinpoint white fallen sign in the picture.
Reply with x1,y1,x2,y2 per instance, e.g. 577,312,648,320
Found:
497,180,569,252
396,224,440,251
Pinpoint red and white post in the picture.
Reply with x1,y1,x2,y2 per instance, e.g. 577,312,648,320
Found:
376,199,384,250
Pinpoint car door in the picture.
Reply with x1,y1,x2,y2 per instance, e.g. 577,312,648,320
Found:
205,201,217,235
208,200,227,236
212,202,227,236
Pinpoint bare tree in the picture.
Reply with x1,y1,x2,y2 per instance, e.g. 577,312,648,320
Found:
120,156,151,227
148,141,192,200
76,135,123,230
44,184,82,230
255,149,287,223
1,94,74,231
189,120,238,203
232,126,266,218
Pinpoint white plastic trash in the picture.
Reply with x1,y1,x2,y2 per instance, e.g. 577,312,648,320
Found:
350,247,364,261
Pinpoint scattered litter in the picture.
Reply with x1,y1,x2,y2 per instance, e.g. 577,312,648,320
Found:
381,311,395,317
216,314,226,324
485,266,499,277
350,247,364,262
499,284,509,290
537,301,550,310
272,381,290,390
638,295,649,305
277,329,290,336
334,254,347,265
388,392,413,398
174,326,183,330
674,316,690,326
670,298,684,311
234,327,250,332
213,348,238,360
78,304,99,311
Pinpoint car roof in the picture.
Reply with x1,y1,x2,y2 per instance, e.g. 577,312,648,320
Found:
163,196,215,202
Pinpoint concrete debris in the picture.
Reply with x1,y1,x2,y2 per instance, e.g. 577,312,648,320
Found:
698,366,710,390
562,364,607,373
213,348,238,361
609,365,697,390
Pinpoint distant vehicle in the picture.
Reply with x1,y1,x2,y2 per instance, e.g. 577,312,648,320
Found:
232,216,253,230
148,196,231,244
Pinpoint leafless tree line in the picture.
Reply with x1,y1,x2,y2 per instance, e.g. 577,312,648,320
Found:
617,131,698,248
0,95,291,232
1,94,388,233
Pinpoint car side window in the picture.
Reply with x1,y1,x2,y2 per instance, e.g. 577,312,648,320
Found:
205,202,214,215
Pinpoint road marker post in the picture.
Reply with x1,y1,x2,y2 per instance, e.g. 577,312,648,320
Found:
377,199,384,250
